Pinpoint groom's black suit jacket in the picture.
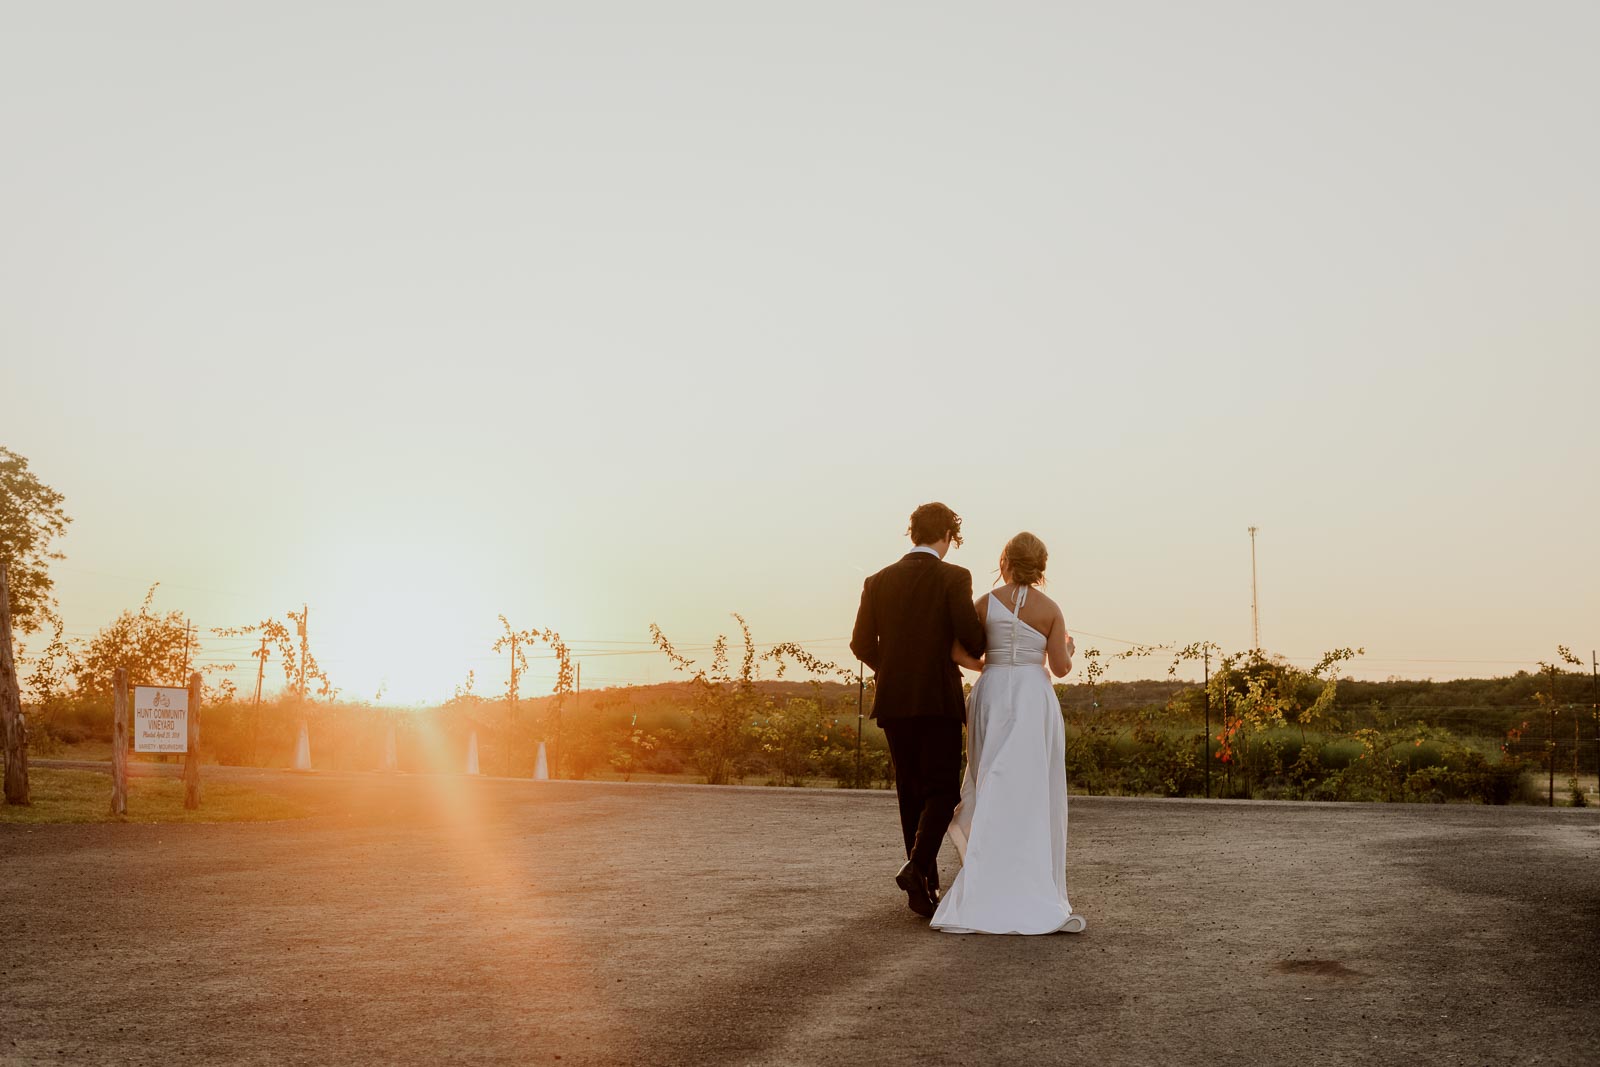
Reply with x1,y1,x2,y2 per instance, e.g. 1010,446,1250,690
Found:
851,551,987,722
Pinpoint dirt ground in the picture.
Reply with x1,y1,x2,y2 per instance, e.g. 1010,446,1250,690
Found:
2,765,1597,1067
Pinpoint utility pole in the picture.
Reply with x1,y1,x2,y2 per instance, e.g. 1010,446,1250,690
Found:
553,686,564,781
252,635,267,766
1203,646,1212,799
506,631,518,778
179,618,195,680
1248,526,1260,651
297,605,310,771
166,617,195,768
1592,650,1598,802
252,637,268,704
297,605,308,705
565,660,580,782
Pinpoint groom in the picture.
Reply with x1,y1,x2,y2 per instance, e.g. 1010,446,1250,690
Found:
850,502,986,918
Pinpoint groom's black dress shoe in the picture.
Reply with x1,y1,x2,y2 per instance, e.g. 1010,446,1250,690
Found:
896,860,937,919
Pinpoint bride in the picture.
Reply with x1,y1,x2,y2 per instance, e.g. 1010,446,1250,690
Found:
931,532,1086,935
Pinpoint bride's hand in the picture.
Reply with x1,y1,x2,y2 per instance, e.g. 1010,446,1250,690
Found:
951,639,983,672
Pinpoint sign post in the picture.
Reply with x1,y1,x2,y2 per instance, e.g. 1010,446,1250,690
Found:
132,680,200,810
111,669,129,815
183,672,201,810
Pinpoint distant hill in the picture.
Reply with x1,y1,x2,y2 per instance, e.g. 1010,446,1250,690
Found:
1056,678,1191,713
480,669,1588,730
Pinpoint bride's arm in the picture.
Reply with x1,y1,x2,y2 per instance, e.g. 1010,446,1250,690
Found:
1046,610,1073,678
951,639,984,672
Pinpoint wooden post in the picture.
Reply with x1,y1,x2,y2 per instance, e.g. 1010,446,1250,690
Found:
183,671,202,810
111,668,129,815
1548,664,1557,808
0,560,30,806
855,662,864,789
1203,647,1212,799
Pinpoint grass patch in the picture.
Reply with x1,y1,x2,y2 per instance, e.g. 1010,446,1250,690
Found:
0,769,309,825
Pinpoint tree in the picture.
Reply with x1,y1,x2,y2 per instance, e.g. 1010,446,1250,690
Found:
609,725,659,782
759,644,857,786
21,614,79,744
1534,645,1584,806
488,619,576,776
214,608,333,768
0,446,71,633
75,585,194,697
2,560,31,803
753,697,829,786
530,627,576,777
650,615,852,786
650,617,759,785
214,609,334,703
1068,639,1363,799
492,616,538,776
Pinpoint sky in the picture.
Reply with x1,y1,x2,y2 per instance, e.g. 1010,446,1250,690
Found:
4,1,1597,704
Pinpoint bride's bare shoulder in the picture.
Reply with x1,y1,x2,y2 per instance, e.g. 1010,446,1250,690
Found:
1027,588,1066,629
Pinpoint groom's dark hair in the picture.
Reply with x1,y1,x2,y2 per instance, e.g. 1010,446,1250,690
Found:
908,502,963,548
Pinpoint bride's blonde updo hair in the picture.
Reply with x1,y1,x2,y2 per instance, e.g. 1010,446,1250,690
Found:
1001,532,1048,586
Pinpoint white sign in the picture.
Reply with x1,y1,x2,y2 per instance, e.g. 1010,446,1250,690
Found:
133,686,189,753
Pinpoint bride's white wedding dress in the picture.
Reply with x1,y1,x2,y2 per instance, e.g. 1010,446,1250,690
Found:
930,587,1081,935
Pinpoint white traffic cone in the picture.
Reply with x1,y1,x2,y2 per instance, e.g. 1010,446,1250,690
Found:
533,741,549,780
382,723,398,772
293,722,312,771
466,731,480,775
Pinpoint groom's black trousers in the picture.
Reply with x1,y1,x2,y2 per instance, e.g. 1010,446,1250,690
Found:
882,717,964,878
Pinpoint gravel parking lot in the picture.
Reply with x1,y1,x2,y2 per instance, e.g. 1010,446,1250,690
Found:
2,767,1596,1066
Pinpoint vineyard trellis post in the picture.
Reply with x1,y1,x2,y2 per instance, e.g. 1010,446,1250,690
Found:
1203,646,1211,799
1548,661,1558,807
1220,669,1231,796
856,662,864,789
552,690,564,782
251,634,267,766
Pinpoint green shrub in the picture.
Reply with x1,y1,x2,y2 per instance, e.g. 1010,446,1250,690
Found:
1319,739,1364,770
